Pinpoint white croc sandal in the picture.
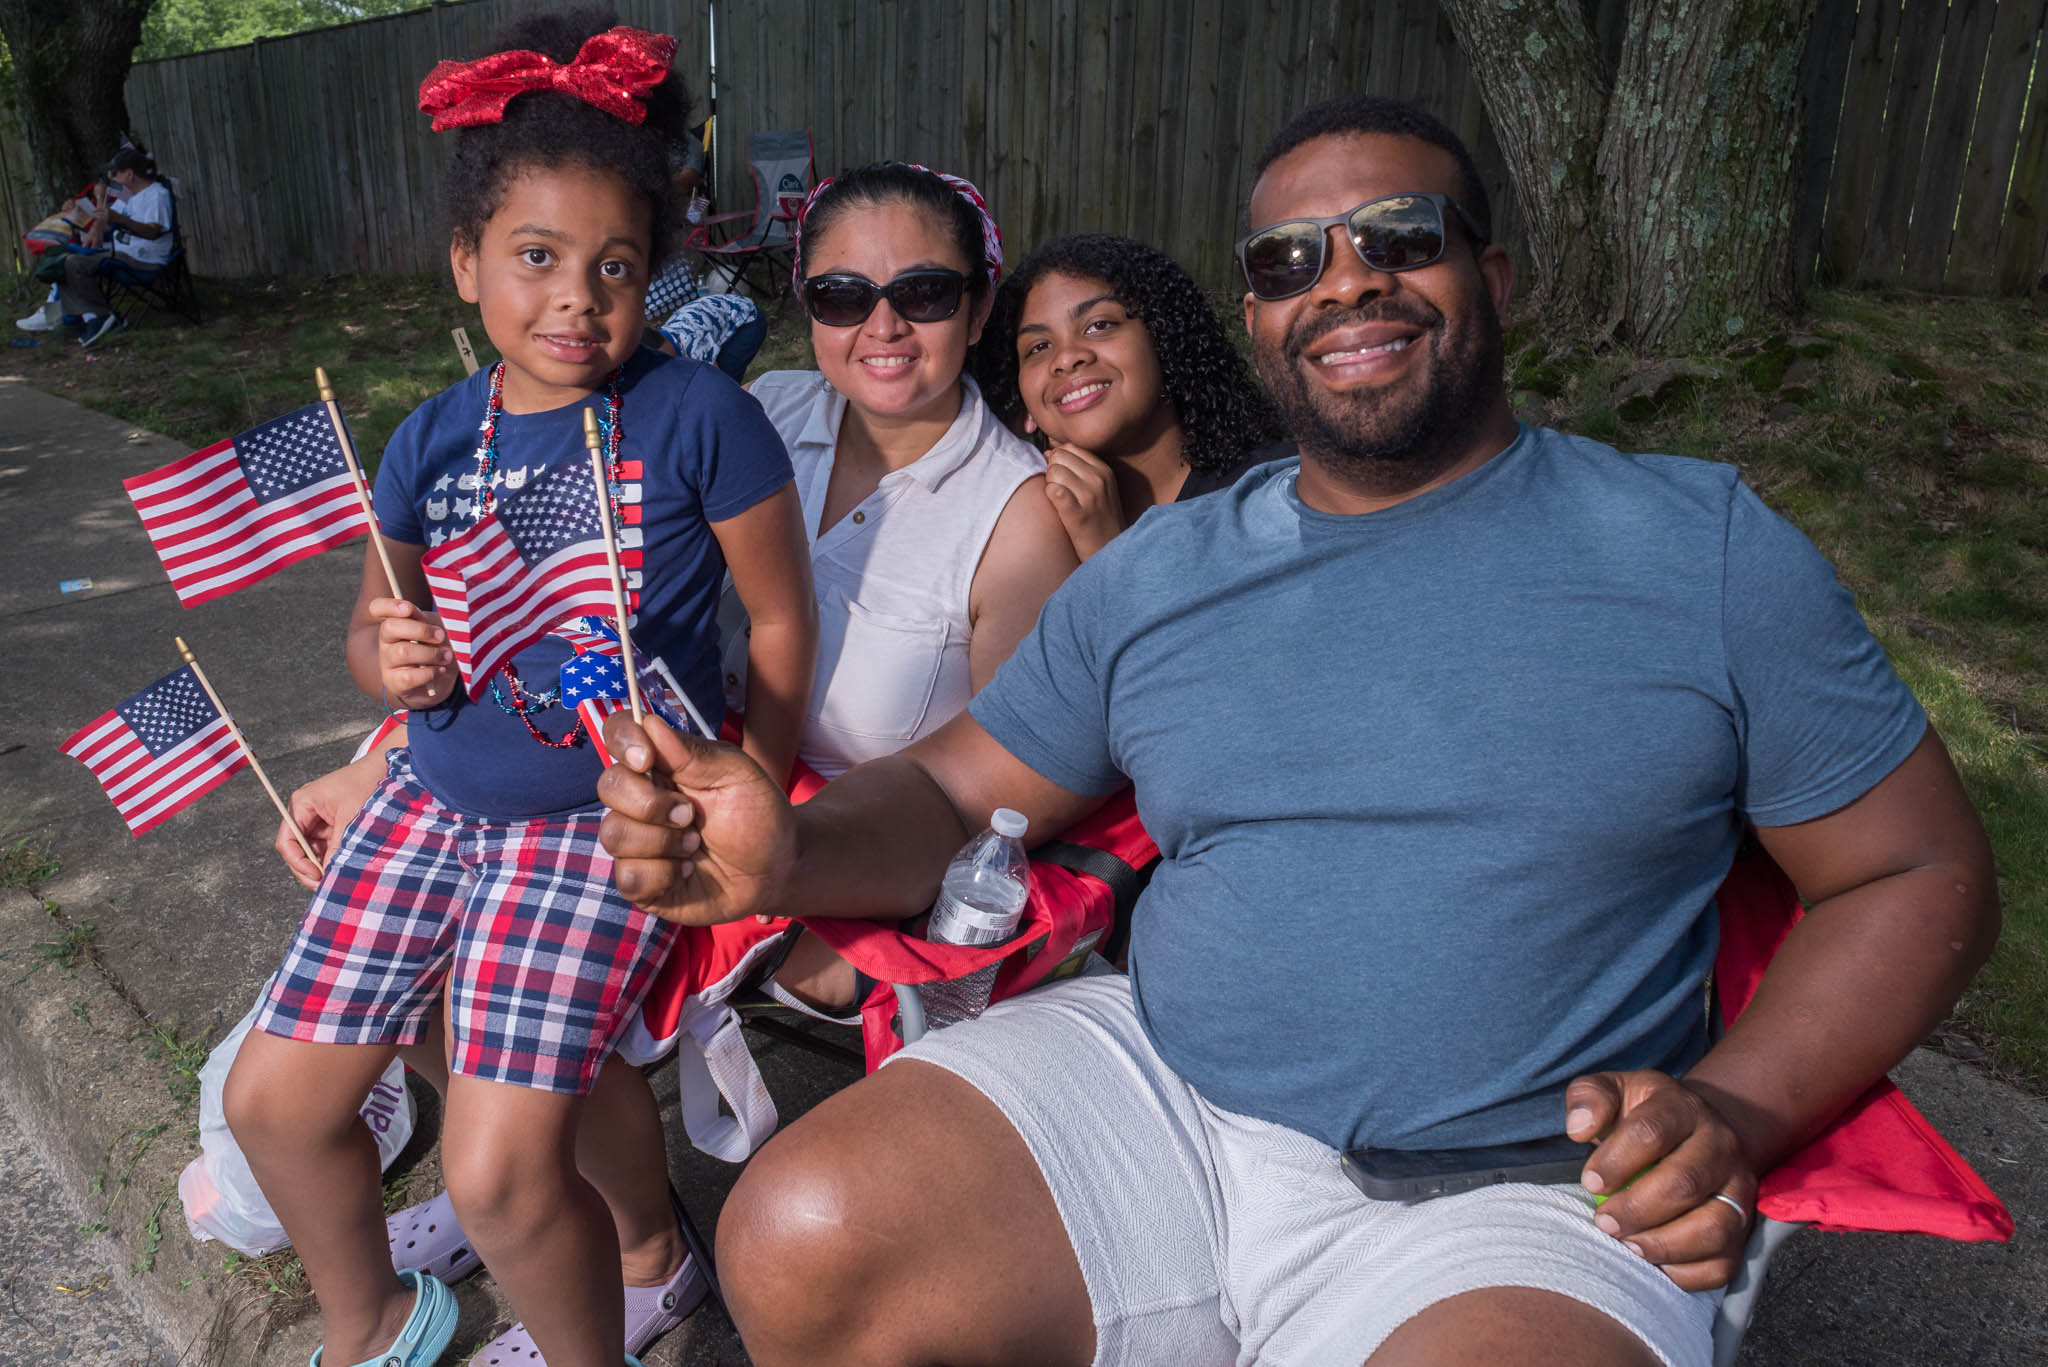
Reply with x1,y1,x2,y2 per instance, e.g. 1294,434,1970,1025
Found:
386,1190,483,1285
474,1250,707,1364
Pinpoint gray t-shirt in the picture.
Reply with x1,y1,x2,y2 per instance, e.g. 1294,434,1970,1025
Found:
970,427,1926,1152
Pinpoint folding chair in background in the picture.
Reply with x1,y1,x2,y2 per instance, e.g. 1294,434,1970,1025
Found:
684,129,814,300
103,177,203,327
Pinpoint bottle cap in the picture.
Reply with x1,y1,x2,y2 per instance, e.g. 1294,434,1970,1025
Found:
990,807,1027,839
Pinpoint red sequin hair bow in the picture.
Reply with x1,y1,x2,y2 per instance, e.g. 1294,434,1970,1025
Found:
418,26,678,131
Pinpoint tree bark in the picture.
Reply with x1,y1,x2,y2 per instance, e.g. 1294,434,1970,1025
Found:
0,0,154,208
1437,1,1613,336
1440,0,1819,350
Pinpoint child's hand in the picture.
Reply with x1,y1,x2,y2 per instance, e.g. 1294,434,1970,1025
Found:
277,735,404,889
370,597,455,708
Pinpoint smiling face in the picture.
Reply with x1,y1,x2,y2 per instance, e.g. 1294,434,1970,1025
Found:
450,163,652,412
1013,271,1174,457
802,196,990,425
1243,131,1515,496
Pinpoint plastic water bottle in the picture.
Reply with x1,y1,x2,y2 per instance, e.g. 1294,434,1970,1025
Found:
919,808,1031,1028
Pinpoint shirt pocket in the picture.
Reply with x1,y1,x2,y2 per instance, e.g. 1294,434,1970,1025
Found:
808,585,947,742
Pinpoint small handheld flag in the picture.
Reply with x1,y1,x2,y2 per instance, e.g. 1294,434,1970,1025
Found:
170,637,319,865
421,456,628,696
60,663,246,836
124,403,370,607
584,407,644,725
554,618,695,762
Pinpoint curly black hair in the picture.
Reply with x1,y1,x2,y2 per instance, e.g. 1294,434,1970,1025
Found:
435,5,692,256
795,161,993,297
969,234,1284,476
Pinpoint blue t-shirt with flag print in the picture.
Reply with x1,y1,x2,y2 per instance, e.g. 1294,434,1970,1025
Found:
374,347,792,819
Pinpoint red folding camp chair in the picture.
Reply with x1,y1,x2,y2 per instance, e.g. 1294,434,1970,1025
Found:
1705,846,2013,1363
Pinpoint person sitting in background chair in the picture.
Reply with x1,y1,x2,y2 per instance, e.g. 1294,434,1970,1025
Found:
62,145,174,346
640,251,768,382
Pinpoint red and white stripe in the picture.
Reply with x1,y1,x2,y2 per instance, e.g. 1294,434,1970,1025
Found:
60,710,247,836
124,440,367,608
423,519,623,698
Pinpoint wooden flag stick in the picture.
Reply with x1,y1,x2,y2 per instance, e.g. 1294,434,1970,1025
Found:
452,327,480,376
585,408,645,726
315,366,402,600
175,636,319,866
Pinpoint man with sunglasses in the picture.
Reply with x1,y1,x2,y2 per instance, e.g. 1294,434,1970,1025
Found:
596,96,1995,1367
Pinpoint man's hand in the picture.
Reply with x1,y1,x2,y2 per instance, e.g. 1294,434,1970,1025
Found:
1565,1070,1756,1291
597,712,797,925
370,597,454,707
1041,444,1124,561
274,751,388,889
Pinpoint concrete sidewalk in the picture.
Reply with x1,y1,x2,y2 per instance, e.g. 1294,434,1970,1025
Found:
0,375,2041,1364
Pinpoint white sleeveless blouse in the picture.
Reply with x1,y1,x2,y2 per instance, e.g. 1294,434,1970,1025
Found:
738,371,1044,778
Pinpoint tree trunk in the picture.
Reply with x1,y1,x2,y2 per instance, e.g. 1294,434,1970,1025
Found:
0,0,153,208
1440,0,1819,350
1437,1,1613,336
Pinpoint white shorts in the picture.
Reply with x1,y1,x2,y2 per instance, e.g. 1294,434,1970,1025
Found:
894,974,1717,1367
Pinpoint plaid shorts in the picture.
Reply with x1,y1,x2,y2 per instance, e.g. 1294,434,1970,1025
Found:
255,750,678,1094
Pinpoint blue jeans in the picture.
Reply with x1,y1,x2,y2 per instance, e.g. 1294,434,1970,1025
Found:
713,311,768,380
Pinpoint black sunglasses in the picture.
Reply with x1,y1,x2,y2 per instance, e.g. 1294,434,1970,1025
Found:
800,268,969,327
1235,193,1488,301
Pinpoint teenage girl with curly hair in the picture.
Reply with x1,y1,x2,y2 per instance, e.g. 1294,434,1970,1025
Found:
971,232,1286,560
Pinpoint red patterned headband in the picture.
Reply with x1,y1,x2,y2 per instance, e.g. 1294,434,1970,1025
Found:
418,26,678,131
792,164,1004,295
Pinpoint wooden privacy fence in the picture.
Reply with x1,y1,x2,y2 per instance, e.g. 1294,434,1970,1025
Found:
713,0,1537,294
122,0,2048,296
123,0,708,277
1799,0,2048,295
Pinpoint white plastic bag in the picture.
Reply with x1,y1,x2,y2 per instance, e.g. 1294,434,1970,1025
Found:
178,1000,414,1255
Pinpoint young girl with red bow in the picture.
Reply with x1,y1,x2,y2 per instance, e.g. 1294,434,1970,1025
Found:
221,13,815,1367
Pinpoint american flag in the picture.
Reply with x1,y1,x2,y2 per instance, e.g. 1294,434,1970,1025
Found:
60,665,248,836
422,459,631,698
123,404,369,608
555,620,691,763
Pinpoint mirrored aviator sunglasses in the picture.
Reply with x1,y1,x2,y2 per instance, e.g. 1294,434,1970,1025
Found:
1235,192,1485,301
801,268,969,327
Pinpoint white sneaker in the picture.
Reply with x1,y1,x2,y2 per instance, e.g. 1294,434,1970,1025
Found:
15,305,55,332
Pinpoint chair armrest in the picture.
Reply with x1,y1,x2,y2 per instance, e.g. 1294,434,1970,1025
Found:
684,210,757,252
1710,1216,1805,1367
894,982,928,1047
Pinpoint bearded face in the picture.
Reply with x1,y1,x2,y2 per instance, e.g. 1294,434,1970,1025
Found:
1253,287,1502,482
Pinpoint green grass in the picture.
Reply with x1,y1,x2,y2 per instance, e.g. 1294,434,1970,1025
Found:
9,270,2044,1091
2,272,493,476
0,832,60,888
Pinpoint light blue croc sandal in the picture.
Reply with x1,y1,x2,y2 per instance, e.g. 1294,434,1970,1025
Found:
307,1268,458,1367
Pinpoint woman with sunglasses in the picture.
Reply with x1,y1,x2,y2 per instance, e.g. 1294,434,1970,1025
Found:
746,161,1075,781
731,162,1076,1015
970,233,1286,561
